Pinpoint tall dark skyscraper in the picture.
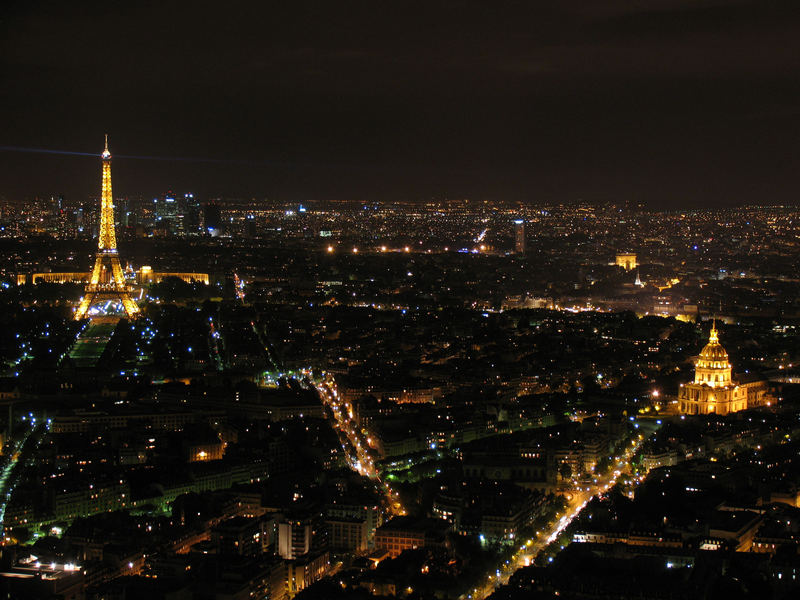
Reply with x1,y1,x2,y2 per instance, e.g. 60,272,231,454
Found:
204,202,222,236
514,219,525,255
183,193,202,235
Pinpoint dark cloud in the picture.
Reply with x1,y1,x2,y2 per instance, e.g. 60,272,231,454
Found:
2,0,800,206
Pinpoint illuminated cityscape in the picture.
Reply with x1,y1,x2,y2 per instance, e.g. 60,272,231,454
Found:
2,3,800,600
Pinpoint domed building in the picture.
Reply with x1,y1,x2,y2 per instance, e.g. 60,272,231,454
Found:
678,322,768,415
694,324,733,389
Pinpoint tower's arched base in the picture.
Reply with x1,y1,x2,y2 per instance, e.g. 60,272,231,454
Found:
75,289,140,320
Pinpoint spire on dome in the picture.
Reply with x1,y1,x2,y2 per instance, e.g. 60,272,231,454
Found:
709,319,718,344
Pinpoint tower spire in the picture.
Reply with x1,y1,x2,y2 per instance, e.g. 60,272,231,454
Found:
74,136,139,320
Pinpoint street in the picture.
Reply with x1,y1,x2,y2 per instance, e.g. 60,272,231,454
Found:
465,424,656,599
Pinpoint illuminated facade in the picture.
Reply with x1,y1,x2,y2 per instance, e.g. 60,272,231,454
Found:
75,137,140,320
678,322,747,415
32,268,208,287
32,272,90,284
615,252,637,271
136,266,209,285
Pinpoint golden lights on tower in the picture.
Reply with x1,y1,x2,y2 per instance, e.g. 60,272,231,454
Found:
75,136,140,320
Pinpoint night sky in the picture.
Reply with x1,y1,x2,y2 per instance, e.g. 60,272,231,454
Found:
3,0,800,206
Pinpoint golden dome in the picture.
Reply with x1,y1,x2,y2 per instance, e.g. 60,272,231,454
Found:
694,321,732,387
698,339,729,363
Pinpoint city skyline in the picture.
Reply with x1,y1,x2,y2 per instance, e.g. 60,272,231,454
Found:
2,147,800,599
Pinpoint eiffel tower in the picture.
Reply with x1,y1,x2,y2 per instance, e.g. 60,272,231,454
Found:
74,136,140,320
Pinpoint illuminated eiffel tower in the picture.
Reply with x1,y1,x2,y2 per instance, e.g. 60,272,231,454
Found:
74,136,140,320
